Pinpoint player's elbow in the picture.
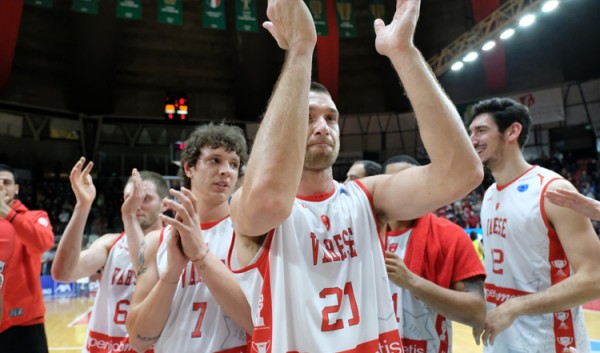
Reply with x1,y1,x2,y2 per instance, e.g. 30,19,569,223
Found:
50,265,73,283
126,313,156,352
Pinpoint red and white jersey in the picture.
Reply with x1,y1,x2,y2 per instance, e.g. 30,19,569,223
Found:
84,233,141,353
481,165,590,353
230,180,402,353
386,230,452,353
154,217,248,353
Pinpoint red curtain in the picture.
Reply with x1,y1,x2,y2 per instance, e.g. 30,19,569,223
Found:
0,0,24,93
472,0,506,92
316,0,339,101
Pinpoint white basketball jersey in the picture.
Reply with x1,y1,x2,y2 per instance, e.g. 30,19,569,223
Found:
230,181,402,353
480,166,590,353
154,217,248,353
386,230,452,353
84,233,141,353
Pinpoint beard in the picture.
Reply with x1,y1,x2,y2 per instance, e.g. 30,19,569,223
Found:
139,212,159,231
304,144,339,171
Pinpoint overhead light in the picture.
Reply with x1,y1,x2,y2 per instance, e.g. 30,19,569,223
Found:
519,14,536,27
542,0,559,13
463,51,479,62
451,62,464,71
482,40,496,51
500,28,515,40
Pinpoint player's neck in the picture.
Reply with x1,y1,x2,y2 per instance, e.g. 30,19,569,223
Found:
387,220,414,231
298,167,334,197
143,221,163,235
196,198,230,223
491,150,531,186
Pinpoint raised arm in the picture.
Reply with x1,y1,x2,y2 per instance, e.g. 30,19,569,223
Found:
52,158,111,282
230,0,317,237
126,229,182,352
365,0,482,222
477,180,600,345
545,188,600,221
121,168,147,270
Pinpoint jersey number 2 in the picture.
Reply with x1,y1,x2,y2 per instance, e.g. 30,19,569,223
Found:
320,282,360,331
492,248,504,274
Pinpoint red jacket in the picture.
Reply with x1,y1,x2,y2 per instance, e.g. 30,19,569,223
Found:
0,200,54,332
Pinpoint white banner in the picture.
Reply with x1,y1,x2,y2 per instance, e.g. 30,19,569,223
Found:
509,87,564,125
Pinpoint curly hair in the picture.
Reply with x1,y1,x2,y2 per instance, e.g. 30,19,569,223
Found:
180,123,248,189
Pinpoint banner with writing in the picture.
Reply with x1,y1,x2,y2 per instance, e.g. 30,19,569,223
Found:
203,0,226,30
236,0,258,32
117,0,142,20
336,0,357,38
305,0,328,36
72,0,99,14
158,0,183,25
25,0,53,7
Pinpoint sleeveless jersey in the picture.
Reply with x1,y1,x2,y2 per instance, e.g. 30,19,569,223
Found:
386,229,452,353
84,233,142,353
230,180,402,353
154,217,248,353
480,165,590,353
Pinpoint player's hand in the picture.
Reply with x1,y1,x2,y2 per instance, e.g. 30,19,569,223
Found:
159,226,188,284
121,169,146,217
473,300,518,346
0,188,10,218
545,188,600,221
385,251,417,289
263,0,316,52
160,187,207,262
374,0,420,57
69,157,96,206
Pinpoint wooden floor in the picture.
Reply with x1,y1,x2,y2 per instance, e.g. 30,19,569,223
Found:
45,297,600,353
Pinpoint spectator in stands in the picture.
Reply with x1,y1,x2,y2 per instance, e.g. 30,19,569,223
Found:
344,159,382,182
0,164,54,353
466,209,480,228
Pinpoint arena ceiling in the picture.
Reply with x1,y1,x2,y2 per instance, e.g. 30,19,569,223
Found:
3,0,600,122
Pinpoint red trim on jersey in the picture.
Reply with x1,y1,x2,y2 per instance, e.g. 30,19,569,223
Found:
214,345,249,353
108,232,126,253
296,184,336,202
158,227,168,247
228,229,275,274
201,215,230,230
385,228,411,237
496,165,537,191
539,177,576,352
353,179,386,254
484,283,532,306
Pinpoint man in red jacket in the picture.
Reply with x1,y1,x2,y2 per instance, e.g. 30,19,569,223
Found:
0,164,54,353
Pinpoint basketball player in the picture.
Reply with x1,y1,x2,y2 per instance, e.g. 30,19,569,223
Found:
469,98,600,352
345,160,383,182
228,0,483,351
0,164,54,353
126,123,252,353
383,155,486,352
52,158,168,353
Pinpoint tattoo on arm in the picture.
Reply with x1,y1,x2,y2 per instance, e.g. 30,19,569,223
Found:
136,240,147,277
136,333,160,342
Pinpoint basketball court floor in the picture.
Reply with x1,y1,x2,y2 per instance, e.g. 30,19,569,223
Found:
44,297,600,353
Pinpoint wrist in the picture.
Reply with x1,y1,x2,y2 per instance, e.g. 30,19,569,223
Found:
159,276,179,285
191,247,210,270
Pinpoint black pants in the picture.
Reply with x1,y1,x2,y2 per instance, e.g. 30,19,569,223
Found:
0,323,49,353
